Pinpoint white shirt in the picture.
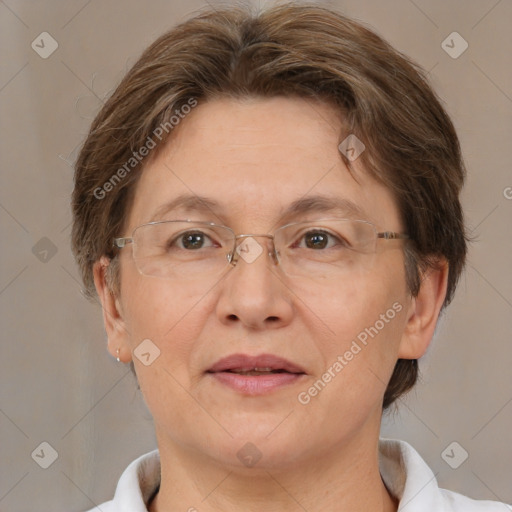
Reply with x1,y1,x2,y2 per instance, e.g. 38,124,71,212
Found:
86,439,511,511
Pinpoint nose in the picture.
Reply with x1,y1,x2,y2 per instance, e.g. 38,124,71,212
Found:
215,235,293,331
227,234,279,267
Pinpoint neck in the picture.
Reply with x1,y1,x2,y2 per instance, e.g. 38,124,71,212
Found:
149,428,398,512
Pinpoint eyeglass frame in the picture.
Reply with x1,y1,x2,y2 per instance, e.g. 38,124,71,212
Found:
112,218,410,272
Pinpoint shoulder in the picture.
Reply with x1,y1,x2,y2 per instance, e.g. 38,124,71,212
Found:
83,502,115,512
83,450,160,512
439,487,512,511
379,438,511,512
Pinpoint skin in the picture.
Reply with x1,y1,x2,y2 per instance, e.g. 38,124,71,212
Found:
94,96,448,512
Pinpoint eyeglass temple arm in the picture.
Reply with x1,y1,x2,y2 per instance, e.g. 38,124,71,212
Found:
377,232,409,240
113,237,133,248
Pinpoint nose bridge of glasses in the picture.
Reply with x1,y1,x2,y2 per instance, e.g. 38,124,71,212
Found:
228,233,279,266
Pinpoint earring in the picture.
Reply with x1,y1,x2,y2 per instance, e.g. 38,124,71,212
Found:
116,348,121,363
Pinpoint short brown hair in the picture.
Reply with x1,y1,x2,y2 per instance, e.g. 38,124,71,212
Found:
72,2,468,409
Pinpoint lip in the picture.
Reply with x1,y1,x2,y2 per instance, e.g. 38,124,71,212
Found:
206,353,307,396
207,353,306,374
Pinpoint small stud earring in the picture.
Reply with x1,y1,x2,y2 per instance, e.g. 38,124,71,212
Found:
116,348,121,363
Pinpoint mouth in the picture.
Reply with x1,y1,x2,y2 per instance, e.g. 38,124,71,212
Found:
206,353,306,395
223,368,294,376
207,353,306,374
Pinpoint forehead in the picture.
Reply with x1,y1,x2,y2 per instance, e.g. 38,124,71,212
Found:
126,96,401,231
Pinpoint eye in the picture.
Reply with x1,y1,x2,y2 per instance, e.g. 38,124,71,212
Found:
297,230,348,250
171,230,217,250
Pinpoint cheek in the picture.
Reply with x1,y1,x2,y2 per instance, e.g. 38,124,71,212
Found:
298,257,406,342
121,272,213,431
121,261,207,338
120,264,214,391
303,256,409,389
295,296,408,437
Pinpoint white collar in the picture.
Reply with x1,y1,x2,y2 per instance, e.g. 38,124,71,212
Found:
91,439,510,511
378,439,510,511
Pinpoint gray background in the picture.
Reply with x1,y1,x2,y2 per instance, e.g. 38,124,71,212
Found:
0,0,511,510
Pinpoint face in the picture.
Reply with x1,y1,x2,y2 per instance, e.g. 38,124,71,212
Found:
102,96,419,470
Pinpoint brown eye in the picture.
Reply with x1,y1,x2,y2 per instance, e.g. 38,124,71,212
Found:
304,231,329,249
167,231,215,250
181,232,207,250
299,230,346,250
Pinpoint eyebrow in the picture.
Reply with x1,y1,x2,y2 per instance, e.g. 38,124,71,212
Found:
148,193,371,225
149,194,224,223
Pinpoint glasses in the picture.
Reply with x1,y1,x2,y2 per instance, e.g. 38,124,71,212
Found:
113,219,408,280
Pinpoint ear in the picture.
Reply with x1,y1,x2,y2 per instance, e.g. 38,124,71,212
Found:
398,259,449,359
93,256,132,363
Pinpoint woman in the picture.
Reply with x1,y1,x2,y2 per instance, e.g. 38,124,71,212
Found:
72,3,510,511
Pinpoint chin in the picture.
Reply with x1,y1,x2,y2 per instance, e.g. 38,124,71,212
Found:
201,425,310,471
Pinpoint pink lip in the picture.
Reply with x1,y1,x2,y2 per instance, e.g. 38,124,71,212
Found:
206,353,307,396
208,353,306,374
